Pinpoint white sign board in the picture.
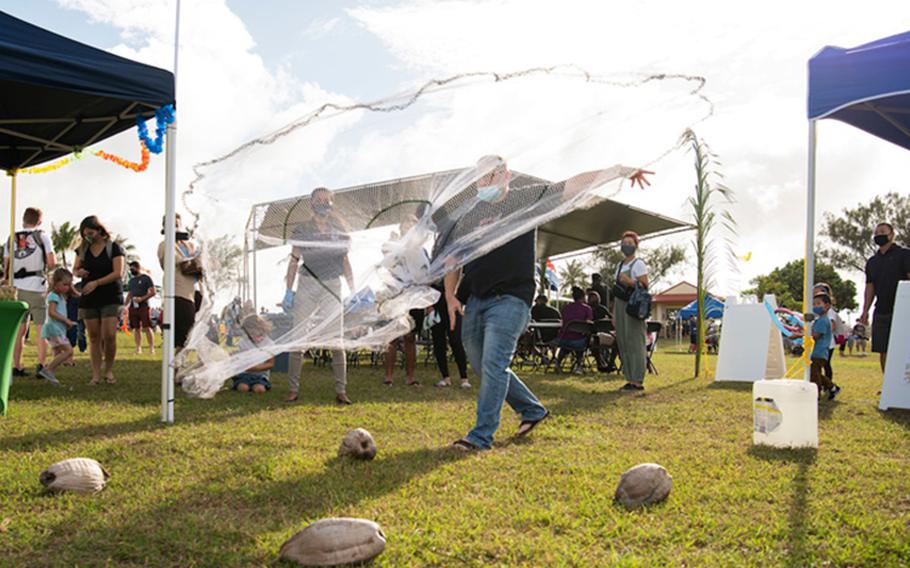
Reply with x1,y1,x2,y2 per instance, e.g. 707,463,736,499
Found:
715,295,786,383
879,281,910,411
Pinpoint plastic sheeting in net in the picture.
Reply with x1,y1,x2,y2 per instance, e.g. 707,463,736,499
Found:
176,66,712,398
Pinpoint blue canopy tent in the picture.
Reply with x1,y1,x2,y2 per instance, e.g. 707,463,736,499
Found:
805,31,910,323
678,294,724,320
0,10,179,421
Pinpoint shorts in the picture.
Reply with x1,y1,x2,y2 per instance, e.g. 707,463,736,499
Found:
871,313,892,353
232,373,272,390
46,335,70,348
18,289,47,323
128,304,152,329
79,304,122,321
174,297,196,348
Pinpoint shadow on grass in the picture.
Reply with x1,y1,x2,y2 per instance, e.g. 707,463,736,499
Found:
539,373,699,417
38,446,467,566
706,381,754,392
749,446,817,568
879,407,910,432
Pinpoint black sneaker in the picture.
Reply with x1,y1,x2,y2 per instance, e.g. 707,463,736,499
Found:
12,367,28,377
35,364,45,377
828,385,842,401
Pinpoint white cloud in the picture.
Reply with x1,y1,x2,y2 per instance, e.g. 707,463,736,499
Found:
301,16,341,40
349,0,910,310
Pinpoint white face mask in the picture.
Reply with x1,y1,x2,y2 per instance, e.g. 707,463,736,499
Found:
476,184,503,202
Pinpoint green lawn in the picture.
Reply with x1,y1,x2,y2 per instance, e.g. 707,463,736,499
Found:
1,332,908,567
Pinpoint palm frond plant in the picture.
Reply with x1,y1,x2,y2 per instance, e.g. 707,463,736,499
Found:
681,129,737,378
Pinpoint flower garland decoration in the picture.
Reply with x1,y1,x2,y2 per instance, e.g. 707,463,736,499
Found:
136,104,175,154
19,150,85,174
94,141,150,172
19,104,173,174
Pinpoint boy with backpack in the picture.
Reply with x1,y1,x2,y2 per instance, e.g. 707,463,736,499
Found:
1,207,56,377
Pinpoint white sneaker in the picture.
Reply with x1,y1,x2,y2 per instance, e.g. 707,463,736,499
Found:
38,367,61,386
460,379,472,389
435,378,452,387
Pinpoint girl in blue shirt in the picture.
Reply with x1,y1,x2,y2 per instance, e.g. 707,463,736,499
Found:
39,268,77,385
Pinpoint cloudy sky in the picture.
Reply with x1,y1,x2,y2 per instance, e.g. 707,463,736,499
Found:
2,0,908,317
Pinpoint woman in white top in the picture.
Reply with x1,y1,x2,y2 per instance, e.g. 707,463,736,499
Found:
612,230,649,391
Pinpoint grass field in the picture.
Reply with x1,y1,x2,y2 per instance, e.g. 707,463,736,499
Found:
1,331,908,567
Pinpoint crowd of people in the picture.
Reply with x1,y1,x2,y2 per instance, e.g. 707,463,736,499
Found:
3,161,908,450
1,208,200,386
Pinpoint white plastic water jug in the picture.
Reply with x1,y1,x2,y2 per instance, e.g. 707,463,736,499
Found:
752,379,818,448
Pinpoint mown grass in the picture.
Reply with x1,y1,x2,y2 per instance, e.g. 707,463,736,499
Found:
1,331,908,567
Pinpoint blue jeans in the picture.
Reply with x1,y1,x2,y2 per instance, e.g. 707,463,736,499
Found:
462,294,547,449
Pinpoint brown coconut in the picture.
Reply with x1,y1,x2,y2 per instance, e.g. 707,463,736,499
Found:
39,458,110,493
614,463,672,508
338,428,377,460
279,517,386,566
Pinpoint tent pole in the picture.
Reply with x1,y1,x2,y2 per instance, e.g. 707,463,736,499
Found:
7,171,16,287
804,119,817,382
252,232,258,311
162,120,177,423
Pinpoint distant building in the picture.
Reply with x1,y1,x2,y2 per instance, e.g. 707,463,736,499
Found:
652,281,724,325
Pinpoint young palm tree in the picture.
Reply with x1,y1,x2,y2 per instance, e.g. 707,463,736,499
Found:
50,221,78,269
558,259,588,297
681,129,736,378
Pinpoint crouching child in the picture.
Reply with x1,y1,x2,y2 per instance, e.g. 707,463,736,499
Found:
232,315,274,394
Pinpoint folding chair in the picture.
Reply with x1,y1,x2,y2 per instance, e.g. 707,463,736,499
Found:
646,321,663,375
550,320,595,374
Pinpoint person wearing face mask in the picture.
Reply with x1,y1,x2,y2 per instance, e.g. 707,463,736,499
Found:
860,222,910,371
808,294,841,400
812,282,844,388
157,213,200,355
125,261,157,355
439,156,653,450
612,230,650,392
73,215,125,385
283,187,354,405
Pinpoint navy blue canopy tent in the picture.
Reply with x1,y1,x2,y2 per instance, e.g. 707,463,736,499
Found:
804,31,910,324
0,10,178,422
678,294,724,320
0,10,174,170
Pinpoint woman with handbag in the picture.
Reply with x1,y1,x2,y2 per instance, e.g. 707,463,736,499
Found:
157,213,200,354
612,230,650,391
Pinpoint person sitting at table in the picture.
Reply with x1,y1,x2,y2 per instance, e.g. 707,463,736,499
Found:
554,286,594,372
585,289,610,320
531,294,560,321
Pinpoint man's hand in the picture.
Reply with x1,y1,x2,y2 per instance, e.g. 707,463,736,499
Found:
629,169,654,190
447,296,464,331
82,281,98,295
859,311,869,326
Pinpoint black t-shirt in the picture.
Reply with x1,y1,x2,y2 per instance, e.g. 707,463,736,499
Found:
291,217,351,281
79,241,125,309
590,282,609,306
590,302,609,320
865,243,910,315
435,182,565,306
128,274,155,307
531,303,561,321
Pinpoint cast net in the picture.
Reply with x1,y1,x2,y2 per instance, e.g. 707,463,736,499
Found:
177,65,712,397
